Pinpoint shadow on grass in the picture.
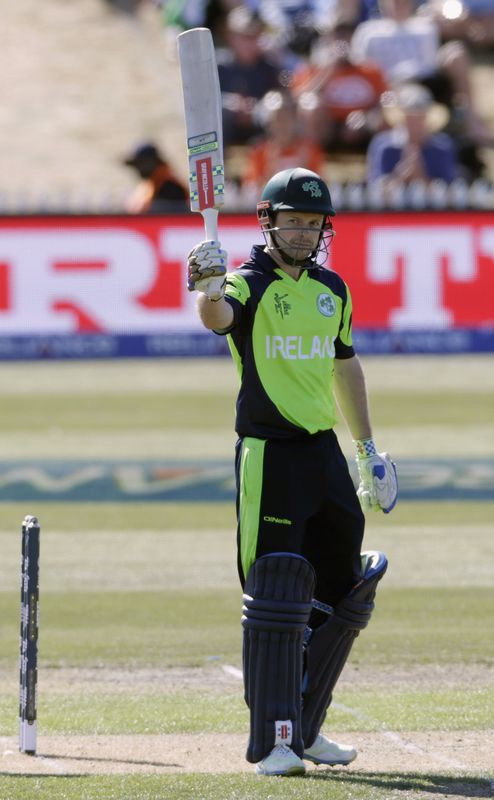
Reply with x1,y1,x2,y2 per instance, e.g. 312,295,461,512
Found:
309,768,493,798
0,768,491,798
0,752,183,779
40,752,182,769
0,773,83,779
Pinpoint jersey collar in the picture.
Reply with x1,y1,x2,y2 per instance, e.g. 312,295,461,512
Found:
249,244,311,276
249,244,278,272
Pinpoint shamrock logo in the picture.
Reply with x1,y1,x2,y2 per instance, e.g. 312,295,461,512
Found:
317,293,336,317
302,180,323,198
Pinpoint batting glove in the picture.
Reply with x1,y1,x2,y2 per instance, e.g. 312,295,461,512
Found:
355,438,398,514
187,240,227,301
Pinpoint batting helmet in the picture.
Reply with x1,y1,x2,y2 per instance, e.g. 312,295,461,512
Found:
257,168,335,218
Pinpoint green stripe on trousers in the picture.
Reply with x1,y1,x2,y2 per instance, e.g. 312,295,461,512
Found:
239,437,266,579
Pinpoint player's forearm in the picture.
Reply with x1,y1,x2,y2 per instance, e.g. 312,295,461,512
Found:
334,355,373,440
197,293,234,331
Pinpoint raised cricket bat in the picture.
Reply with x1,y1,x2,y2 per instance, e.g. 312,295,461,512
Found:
177,27,225,299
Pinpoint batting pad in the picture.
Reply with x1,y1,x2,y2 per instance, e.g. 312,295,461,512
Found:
302,550,388,748
242,553,315,763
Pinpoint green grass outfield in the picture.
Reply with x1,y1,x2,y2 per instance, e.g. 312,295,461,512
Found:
0,356,493,799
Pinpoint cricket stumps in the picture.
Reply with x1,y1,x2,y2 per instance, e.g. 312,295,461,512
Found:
19,514,40,755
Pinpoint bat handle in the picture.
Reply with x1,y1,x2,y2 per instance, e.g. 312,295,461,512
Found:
200,207,225,301
202,207,219,241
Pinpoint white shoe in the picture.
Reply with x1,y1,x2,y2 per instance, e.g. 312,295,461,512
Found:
303,733,357,766
255,744,306,776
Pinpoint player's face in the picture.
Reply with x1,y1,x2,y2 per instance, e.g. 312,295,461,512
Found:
273,210,325,262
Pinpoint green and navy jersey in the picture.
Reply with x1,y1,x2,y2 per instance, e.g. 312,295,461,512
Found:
218,245,355,439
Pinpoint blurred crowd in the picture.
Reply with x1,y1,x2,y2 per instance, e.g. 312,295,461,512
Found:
117,0,494,210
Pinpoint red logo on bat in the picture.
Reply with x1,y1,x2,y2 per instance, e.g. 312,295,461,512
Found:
197,158,214,209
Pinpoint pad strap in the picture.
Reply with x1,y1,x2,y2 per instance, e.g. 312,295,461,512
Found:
242,552,315,762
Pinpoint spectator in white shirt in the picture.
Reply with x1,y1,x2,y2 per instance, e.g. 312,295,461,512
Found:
350,0,491,147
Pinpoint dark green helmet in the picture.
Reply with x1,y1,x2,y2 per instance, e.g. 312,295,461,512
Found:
258,168,335,218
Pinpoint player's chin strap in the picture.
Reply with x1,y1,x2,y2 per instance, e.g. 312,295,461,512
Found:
270,230,319,269
268,227,334,269
258,208,335,269
302,551,388,749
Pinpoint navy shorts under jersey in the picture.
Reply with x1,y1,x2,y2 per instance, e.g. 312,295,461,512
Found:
235,429,365,608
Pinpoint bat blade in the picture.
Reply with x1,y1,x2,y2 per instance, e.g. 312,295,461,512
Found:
178,27,225,240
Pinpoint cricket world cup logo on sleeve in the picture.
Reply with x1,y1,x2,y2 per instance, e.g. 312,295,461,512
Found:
275,720,293,745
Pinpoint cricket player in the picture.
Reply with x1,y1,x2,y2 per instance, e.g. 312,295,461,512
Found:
187,167,398,776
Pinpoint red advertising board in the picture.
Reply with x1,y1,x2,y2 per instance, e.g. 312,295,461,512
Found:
331,212,494,329
0,212,492,357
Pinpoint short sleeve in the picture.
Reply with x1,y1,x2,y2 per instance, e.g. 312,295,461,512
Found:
214,271,252,335
335,281,355,358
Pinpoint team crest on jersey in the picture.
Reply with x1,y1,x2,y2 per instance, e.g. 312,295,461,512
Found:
317,293,336,317
302,180,322,198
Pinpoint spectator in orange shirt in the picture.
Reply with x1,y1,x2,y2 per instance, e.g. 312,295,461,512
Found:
241,90,326,201
292,20,388,154
123,142,188,213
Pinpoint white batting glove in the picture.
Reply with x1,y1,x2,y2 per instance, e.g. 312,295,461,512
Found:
187,240,227,301
355,438,398,514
